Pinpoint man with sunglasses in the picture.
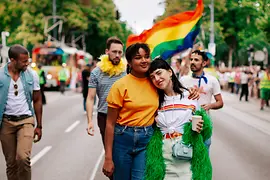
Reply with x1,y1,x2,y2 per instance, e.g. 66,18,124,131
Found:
180,50,224,154
0,44,42,180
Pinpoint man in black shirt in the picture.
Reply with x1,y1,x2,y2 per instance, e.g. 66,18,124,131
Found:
82,64,92,113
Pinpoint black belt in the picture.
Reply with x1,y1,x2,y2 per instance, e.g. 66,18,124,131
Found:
3,114,33,121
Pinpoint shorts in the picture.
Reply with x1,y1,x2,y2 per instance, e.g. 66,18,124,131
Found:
260,88,270,100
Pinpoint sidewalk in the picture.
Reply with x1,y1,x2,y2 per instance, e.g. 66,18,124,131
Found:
221,91,270,122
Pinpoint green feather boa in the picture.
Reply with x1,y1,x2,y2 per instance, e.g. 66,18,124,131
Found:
145,109,213,180
145,126,165,180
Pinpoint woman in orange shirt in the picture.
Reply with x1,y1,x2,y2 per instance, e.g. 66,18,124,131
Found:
102,43,198,180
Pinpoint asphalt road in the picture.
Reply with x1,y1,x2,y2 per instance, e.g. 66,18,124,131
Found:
0,90,269,180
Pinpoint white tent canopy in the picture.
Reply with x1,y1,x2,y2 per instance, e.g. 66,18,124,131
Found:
61,45,78,55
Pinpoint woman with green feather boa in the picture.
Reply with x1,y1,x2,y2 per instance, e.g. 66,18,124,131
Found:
146,58,213,180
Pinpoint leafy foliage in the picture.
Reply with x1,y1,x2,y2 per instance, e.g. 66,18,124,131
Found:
0,0,132,58
156,0,270,67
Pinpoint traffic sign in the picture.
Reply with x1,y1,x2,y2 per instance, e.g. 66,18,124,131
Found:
254,50,265,62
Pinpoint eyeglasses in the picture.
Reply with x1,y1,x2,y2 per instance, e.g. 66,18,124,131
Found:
14,84,18,96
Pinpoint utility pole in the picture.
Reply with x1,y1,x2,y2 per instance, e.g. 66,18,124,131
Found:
247,44,254,66
210,0,214,45
208,0,216,56
263,47,268,68
1,31,9,65
53,0,57,40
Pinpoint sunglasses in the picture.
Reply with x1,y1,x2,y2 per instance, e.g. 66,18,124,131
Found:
14,84,18,96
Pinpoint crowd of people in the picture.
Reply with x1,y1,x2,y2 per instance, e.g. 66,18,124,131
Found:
216,65,270,110
173,57,270,111
85,37,223,180
0,37,269,180
82,37,269,179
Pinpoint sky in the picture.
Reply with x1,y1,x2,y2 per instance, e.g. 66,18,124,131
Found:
113,0,165,34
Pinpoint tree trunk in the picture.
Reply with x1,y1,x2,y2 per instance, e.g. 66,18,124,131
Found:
228,47,234,68
80,0,90,6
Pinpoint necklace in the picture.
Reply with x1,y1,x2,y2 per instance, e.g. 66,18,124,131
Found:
14,83,19,96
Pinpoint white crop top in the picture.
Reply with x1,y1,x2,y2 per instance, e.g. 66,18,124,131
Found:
155,91,199,135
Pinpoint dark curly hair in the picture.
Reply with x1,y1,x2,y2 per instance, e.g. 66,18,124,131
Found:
125,43,150,74
191,50,208,61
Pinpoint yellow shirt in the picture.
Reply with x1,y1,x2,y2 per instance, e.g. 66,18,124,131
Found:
107,74,159,127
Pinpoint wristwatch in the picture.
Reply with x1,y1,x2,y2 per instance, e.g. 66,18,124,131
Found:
37,125,42,129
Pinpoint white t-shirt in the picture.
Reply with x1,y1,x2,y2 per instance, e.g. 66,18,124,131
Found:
180,73,221,106
259,71,265,79
155,91,199,135
4,69,40,116
240,72,249,84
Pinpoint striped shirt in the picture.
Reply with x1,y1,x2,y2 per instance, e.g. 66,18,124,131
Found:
88,67,126,114
155,91,199,135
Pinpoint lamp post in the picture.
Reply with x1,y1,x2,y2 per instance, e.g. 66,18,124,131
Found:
247,44,254,66
208,0,216,57
263,47,268,68
53,0,57,39
1,31,10,65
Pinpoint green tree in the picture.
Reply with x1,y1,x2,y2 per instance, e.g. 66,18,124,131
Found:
0,0,52,48
155,0,270,67
80,0,132,58
0,0,132,58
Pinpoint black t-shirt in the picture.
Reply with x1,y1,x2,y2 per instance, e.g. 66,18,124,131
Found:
82,69,90,97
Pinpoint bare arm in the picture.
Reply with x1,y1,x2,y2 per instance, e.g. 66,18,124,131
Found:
102,107,120,177
33,90,42,128
104,107,120,160
86,88,96,135
211,94,224,110
33,90,43,142
201,94,224,111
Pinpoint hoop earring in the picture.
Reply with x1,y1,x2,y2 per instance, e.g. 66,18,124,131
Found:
127,64,132,74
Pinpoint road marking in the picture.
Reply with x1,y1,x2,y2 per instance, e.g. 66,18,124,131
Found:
31,146,52,166
65,121,80,133
89,150,105,180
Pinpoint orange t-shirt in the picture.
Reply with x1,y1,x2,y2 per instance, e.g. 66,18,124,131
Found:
107,74,159,127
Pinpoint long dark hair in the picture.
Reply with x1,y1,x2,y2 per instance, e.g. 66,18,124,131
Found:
148,57,188,108
125,43,150,74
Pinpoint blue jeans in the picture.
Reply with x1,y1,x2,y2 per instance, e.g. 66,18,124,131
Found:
113,124,154,180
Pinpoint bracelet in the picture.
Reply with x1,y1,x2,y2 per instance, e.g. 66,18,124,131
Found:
36,125,42,129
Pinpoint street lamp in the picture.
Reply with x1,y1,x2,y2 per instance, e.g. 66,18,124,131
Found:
247,44,254,66
1,31,10,65
208,0,215,56
263,47,268,67
1,31,10,47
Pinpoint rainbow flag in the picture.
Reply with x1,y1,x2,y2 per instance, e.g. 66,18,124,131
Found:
126,0,204,60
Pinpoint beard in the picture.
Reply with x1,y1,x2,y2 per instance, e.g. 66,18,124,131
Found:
15,62,27,72
109,57,120,65
190,64,203,72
